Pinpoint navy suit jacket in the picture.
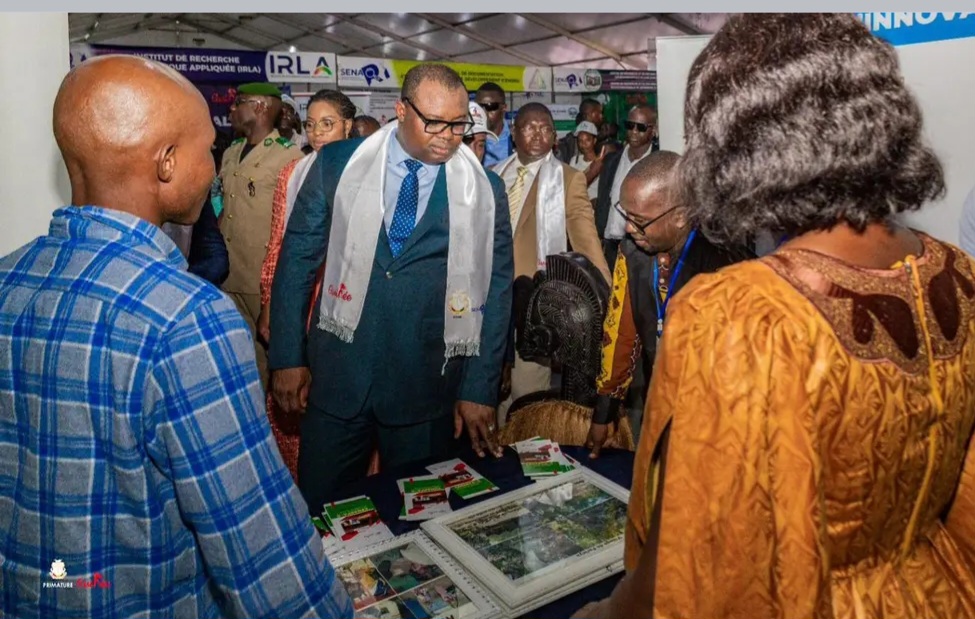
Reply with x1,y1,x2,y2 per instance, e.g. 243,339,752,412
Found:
187,199,229,287
268,138,514,425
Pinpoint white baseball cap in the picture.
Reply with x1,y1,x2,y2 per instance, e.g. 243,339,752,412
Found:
467,101,499,139
574,121,599,136
280,94,299,114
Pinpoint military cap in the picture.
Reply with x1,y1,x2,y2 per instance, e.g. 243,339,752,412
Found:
237,82,283,98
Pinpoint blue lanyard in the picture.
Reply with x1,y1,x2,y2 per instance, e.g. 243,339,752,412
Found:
652,229,698,337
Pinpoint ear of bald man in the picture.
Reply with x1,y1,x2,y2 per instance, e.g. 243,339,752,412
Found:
158,144,177,184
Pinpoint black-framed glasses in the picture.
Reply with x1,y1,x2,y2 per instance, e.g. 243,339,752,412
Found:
614,201,677,234
624,121,651,133
403,97,474,136
478,101,502,112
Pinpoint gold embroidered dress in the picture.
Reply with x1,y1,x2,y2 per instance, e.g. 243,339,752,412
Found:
628,233,975,618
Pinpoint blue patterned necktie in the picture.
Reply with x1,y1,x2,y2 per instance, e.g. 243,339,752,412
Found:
388,159,423,257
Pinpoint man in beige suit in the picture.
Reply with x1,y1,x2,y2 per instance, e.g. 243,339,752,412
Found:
220,83,303,387
493,102,610,424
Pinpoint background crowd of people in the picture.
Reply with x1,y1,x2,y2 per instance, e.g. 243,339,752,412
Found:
1,12,974,619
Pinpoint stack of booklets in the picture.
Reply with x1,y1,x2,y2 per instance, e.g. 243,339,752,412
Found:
512,437,578,478
396,458,503,521
397,475,452,521
313,495,394,557
425,458,498,500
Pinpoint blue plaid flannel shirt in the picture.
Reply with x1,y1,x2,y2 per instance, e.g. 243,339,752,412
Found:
0,206,352,619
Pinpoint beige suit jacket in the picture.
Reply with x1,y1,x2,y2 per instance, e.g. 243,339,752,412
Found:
512,162,611,284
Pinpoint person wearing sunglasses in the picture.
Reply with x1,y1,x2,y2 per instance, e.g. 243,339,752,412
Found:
493,102,610,426
269,64,514,512
475,81,514,167
587,151,752,459
595,105,658,269
220,82,305,391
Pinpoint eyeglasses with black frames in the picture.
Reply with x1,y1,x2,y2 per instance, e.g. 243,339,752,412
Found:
613,201,677,234
403,98,474,136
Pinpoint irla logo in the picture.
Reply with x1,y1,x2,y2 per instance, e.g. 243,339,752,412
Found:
266,52,335,82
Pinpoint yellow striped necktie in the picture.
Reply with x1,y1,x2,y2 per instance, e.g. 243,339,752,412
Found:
507,166,529,225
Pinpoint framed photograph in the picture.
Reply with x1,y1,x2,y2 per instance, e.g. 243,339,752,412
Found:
421,468,630,614
329,531,504,619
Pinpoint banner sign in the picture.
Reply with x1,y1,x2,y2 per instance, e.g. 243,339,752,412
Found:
265,51,337,83
553,68,657,93
362,92,401,125
549,103,580,139
69,44,337,84
856,12,974,46
197,84,239,131
338,56,551,92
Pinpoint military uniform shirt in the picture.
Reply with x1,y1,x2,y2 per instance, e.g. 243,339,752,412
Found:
219,129,303,295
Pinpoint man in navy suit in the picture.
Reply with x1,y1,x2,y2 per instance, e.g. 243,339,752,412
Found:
269,64,514,512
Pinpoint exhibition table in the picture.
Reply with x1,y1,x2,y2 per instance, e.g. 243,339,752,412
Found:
328,443,635,619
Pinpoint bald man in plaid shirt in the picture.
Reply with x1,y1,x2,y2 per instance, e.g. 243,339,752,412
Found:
0,58,351,619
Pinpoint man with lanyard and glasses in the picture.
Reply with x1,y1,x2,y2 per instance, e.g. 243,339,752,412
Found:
586,151,752,457
269,64,513,512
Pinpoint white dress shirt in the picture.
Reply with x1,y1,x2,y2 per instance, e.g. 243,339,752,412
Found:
604,146,653,240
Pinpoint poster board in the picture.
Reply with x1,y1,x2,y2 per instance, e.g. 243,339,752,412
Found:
422,469,629,616
329,531,504,619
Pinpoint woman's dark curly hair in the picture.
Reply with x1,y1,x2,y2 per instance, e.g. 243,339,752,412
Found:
308,89,356,120
677,14,945,245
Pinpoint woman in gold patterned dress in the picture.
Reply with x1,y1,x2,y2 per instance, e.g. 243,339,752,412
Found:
573,13,975,619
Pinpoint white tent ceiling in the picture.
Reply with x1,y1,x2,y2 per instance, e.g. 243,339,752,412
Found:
68,13,729,69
